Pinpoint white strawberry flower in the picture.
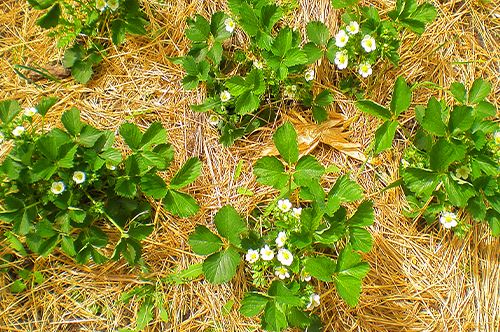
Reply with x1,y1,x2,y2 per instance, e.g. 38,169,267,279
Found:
0,132,4,143
220,90,231,102
275,231,287,247
346,21,359,35
275,266,290,280
253,60,263,69
306,293,320,310
304,68,315,82
334,51,348,70
300,270,312,282
455,166,470,180
277,248,293,266
12,126,25,137
224,18,236,33
73,171,86,184
335,30,349,48
260,245,275,261
51,181,65,195
361,35,376,52
106,162,116,170
107,0,119,11
96,0,107,11
277,199,292,213
208,114,220,126
245,249,260,264
358,62,373,78
24,107,38,117
439,211,458,229
292,207,302,219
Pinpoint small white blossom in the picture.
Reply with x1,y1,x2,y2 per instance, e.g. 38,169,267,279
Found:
284,85,297,98
245,249,260,264
401,159,410,168
253,60,263,69
277,248,293,266
96,0,107,11
107,0,119,11
292,207,302,219
277,199,292,213
106,162,116,170
439,211,458,229
51,181,65,195
346,21,359,35
334,51,348,70
358,63,373,78
455,166,470,180
24,107,38,117
12,126,25,137
220,90,231,102
300,270,312,282
224,18,236,33
304,68,315,82
0,132,4,143
275,266,290,280
275,231,287,248
335,30,349,48
73,171,86,184
494,131,500,145
307,293,320,310
361,35,376,52
260,245,275,261
208,114,220,126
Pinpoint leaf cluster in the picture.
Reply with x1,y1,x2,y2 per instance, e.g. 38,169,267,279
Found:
28,0,148,83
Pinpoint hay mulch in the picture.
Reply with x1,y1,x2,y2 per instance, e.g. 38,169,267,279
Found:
1,0,499,331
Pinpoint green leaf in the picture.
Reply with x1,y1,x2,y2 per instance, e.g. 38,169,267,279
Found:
390,76,411,116
140,122,167,149
140,173,168,199
304,257,336,282
429,139,465,171
349,227,372,253
374,120,398,154
272,27,293,57
443,175,475,208
418,97,446,137
327,175,363,214
10,280,27,293
253,156,289,189
111,19,126,45
448,106,474,134
71,60,94,84
468,78,491,104
355,100,391,120
189,225,223,255
294,155,325,186
5,231,27,256
283,48,308,67
334,246,370,307
120,123,143,151
306,21,330,46
211,12,231,41
268,281,302,306
136,298,154,330
486,210,500,237
35,97,58,117
0,100,21,124
348,201,374,227
240,293,269,317
474,101,496,119
63,44,83,68
402,167,439,197
303,42,323,64
450,82,467,103
236,91,260,115
115,178,137,198
331,0,359,9
61,108,82,136
273,122,299,164
214,205,246,247
263,301,288,332
164,190,199,217
170,157,202,189
36,3,60,28
203,247,240,284
315,90,334,106
186,14,211,42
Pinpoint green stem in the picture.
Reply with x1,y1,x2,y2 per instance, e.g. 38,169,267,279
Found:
83,190,126,235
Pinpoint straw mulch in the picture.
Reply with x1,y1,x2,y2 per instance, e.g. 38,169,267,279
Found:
1,0,499,331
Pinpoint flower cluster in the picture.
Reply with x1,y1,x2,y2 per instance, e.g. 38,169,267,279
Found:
331,22,377,78
0,105,41,143
96,0,120,12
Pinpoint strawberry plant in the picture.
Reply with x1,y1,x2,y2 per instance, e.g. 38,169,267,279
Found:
0,98,201,268
28,0,148,83
187,123,373,331
305,0,436,85
173,0,333,146
356,78,499,236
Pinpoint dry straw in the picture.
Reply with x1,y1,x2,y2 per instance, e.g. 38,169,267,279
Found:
0,0,499,331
